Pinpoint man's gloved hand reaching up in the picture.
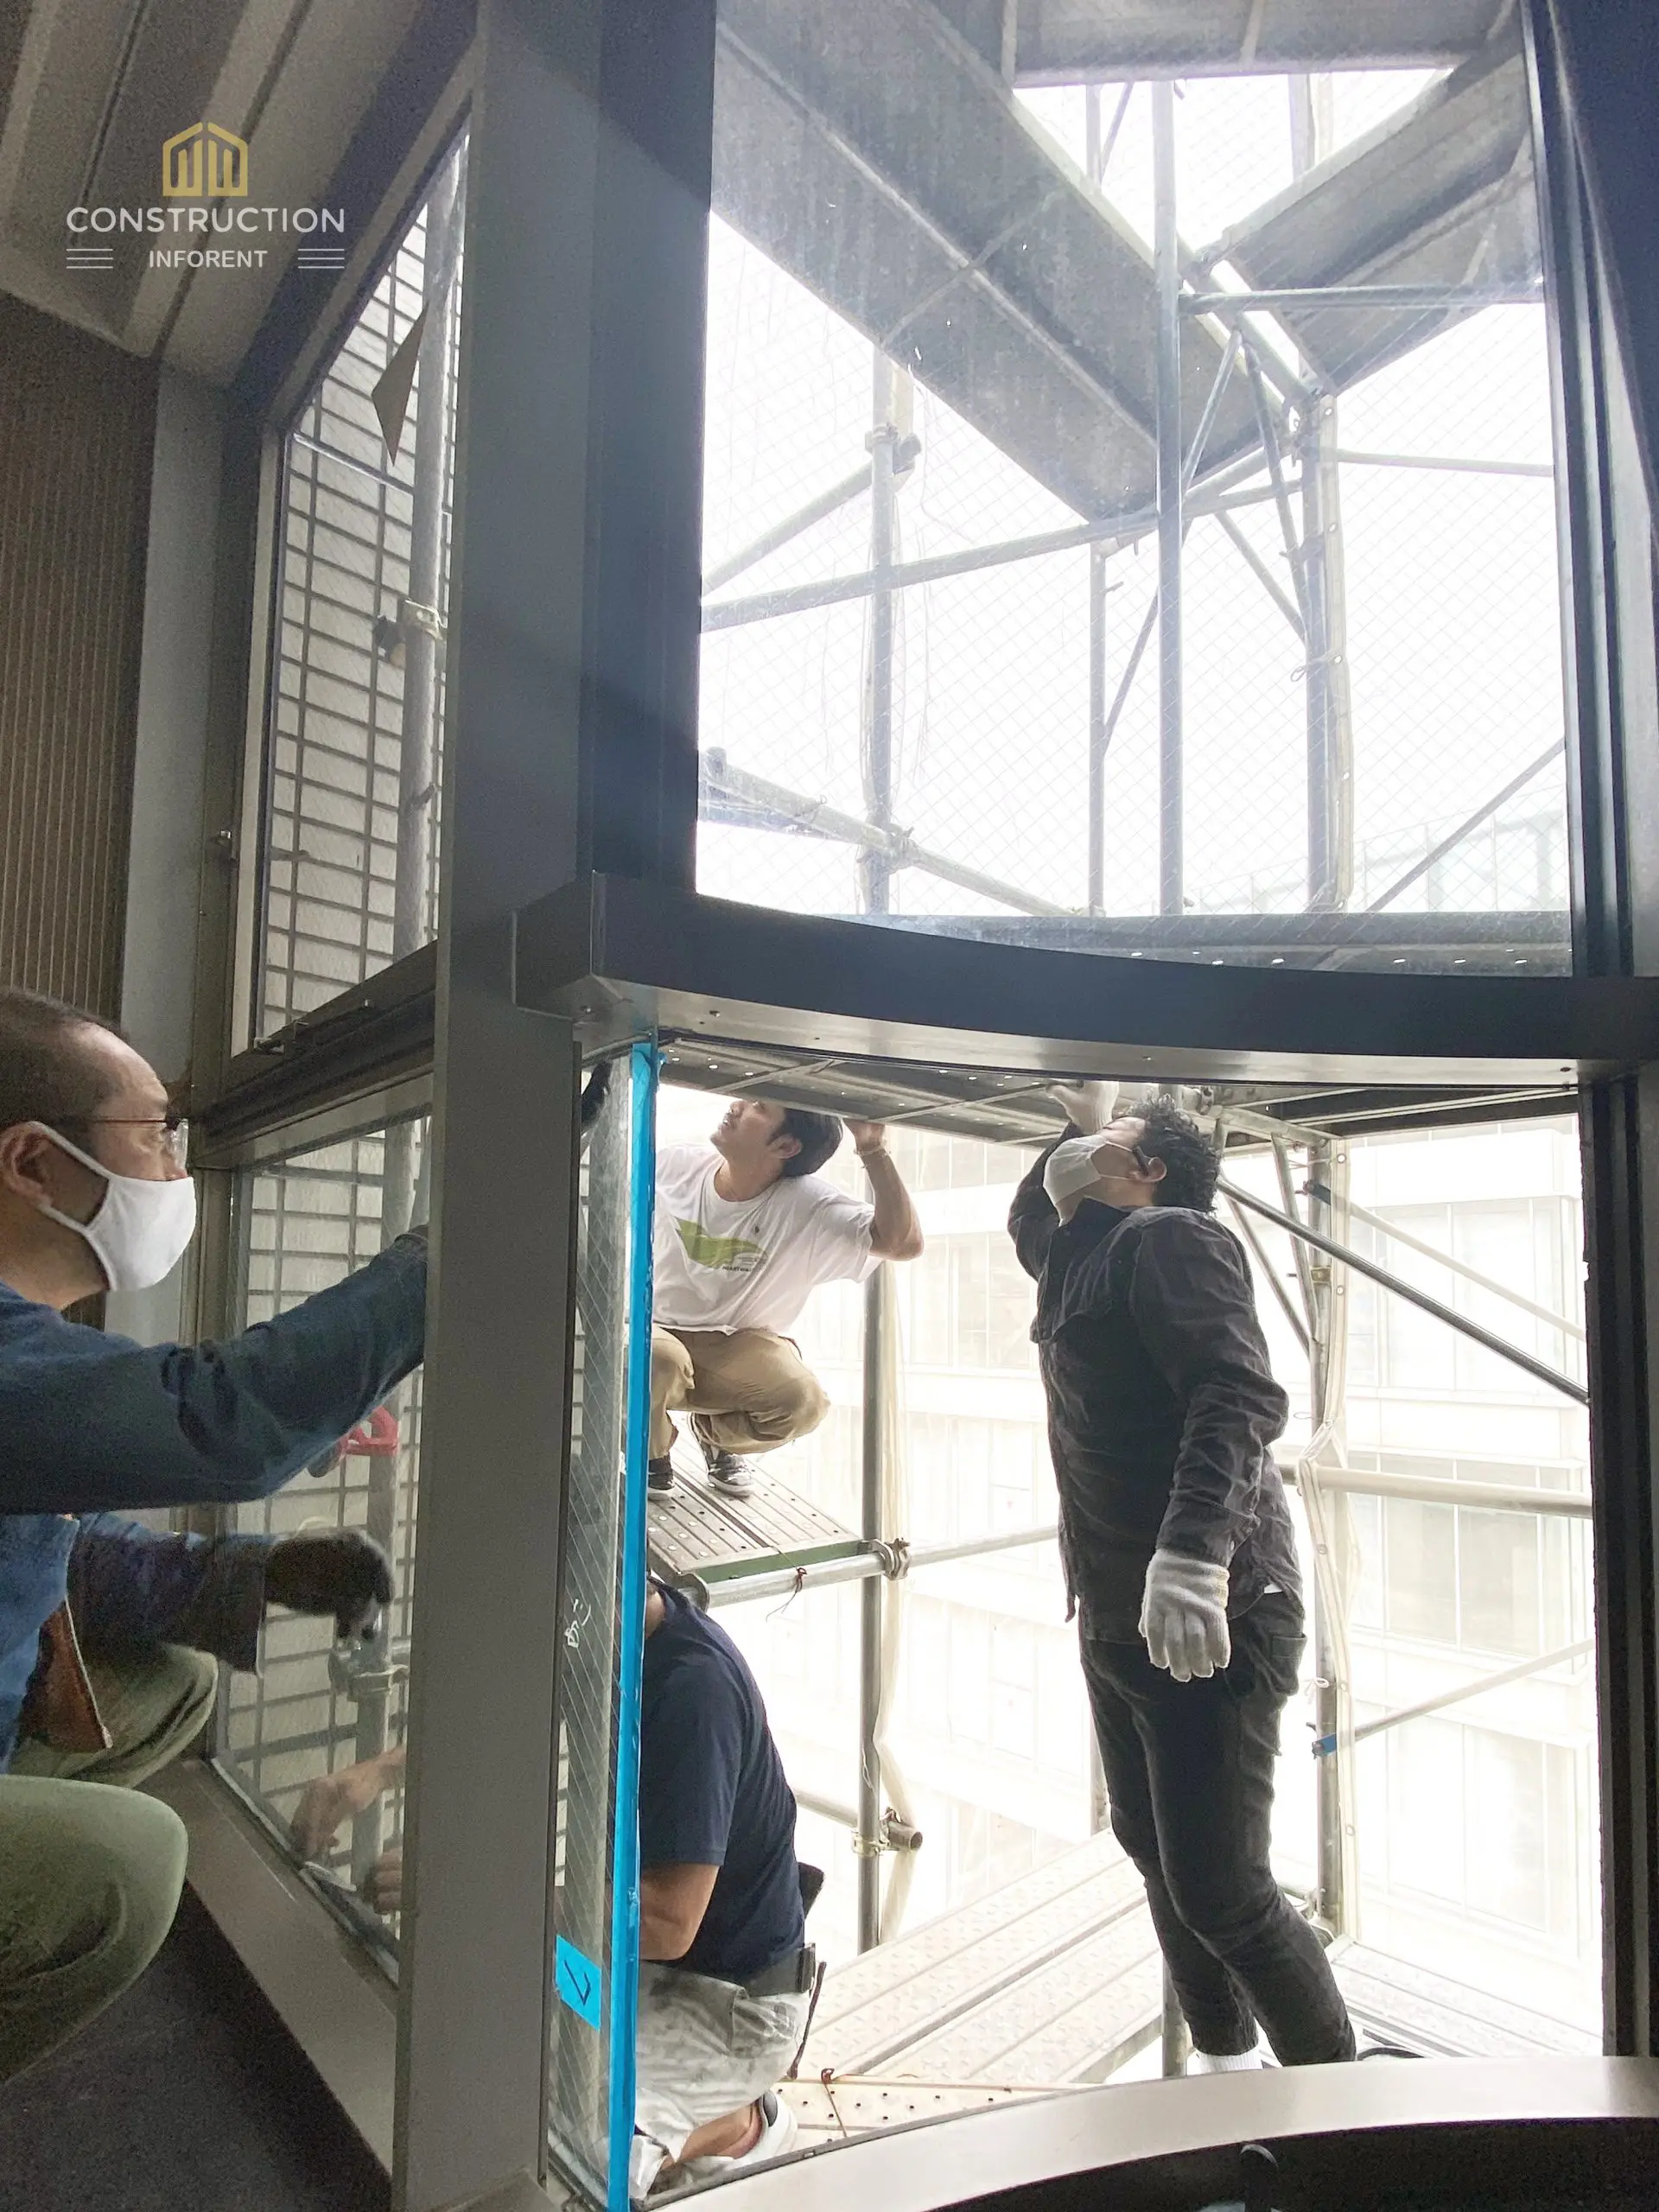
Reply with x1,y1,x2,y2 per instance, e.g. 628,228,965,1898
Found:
1048,1081,1116,1135
265,1529,392,1643
1139,1549,1231,1682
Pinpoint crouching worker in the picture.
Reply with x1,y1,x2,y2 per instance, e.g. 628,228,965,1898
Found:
293,1578,815,2196
0,987,428,2081
650,1101,922,1497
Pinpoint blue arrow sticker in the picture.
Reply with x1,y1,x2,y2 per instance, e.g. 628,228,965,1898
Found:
556,1936,603,2030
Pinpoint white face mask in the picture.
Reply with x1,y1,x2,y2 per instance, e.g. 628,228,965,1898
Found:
33,1124,198,1293
1043,1134,1141,1219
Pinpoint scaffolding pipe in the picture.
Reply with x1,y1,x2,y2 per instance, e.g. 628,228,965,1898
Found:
1301,390,1352,908
1088,542,1108,913
702,464,872,594
1363,738,1565,913
1220,1179,1590,1403
861,358,899,911
691,1520,1061,1611
1183,283,1542,312
1307,1181,1587,1341
1286,1464,1591,1519
1182,328,1242,494
1086,84,1109,915
1338,1638,1593,1752
1290,78,1352,914
1243,344,1311,631
858,1268,889,1951
1225,1190,1311,1352
1153,80,1183,916
1214,510,1305,638
797,1789,862,1833
855,352,900,1949
1304,1131,1354,1936
1271,1140,1321,1354
702,754,1075,917
1332,448,1554,480
702,449,1287,637
703,505,1157,631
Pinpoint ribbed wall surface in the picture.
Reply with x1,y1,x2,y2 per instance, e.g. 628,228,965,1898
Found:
0,296,157,1014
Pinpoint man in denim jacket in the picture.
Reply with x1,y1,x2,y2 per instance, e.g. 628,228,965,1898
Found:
0,987,427,2080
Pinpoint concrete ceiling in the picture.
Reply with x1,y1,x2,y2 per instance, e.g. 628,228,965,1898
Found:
0,0,426,384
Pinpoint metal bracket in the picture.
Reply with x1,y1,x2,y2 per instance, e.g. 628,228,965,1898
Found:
400,595,448,643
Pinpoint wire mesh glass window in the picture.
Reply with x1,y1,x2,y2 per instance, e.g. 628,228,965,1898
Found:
701,9,1567,976
256,137,467,1040
217,1111,427,1960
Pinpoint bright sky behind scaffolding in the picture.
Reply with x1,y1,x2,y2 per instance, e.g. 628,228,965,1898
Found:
697,67,1567,943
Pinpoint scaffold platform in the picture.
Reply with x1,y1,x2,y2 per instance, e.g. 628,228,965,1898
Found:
779,1828,1599,2152
646,1461,867,1596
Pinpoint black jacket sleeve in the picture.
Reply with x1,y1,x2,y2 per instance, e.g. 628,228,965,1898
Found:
1128,1214,1290,1568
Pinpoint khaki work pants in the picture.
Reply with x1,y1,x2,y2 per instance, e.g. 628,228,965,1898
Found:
0,1644,217,2082
650,1326,830,1462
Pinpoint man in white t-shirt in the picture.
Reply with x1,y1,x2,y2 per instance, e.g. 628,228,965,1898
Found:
651,1101,923,1496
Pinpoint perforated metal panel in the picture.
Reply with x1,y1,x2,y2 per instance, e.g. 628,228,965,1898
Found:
256,147,464,1038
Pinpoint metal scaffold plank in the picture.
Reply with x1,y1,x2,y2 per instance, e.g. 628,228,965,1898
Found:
804,1830,1149,2075
713,0,1259,522
1007,0,1512,82
1217,29,1539,391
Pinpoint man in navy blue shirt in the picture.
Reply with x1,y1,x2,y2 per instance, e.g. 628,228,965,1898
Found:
0,987,428,2079
629,1577,810,2190
295,1578,813,2196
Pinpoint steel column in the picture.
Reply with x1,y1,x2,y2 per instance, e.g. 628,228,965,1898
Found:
393,1,716,2204
1152,81,1183,916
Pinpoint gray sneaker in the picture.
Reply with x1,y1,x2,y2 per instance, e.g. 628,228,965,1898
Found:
704,1448,759,1496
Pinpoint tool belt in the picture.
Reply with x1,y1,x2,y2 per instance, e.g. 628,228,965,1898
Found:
744,1943,817,1999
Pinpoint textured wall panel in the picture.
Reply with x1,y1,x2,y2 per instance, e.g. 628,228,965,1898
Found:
0,296,157,1014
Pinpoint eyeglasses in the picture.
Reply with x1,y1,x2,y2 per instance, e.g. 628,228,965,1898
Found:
62,1113,190,1173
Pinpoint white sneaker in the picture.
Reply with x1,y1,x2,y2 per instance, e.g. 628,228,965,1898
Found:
1188,2048,1263,2074
678,2092,797,2179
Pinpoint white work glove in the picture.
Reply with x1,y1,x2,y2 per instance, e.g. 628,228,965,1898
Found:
1049,1080,1114,1135
1139,1549,1231,1682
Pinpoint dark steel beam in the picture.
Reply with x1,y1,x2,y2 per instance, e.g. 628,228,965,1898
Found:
514,874,1659,1090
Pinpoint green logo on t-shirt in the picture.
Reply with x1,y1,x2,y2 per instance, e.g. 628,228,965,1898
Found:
674,1217,766,1274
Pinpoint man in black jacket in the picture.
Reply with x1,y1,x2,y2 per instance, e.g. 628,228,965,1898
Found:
1009,1090,1353,2072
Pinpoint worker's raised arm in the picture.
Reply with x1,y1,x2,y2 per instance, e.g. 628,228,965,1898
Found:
847,1122,924,1261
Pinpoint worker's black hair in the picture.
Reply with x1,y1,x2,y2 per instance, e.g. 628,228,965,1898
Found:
0,987,125,1137
776,1107,842,1179
1133,1096,1219,1212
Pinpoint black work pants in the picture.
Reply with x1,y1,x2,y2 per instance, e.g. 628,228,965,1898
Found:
1080,1591,1355,2063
